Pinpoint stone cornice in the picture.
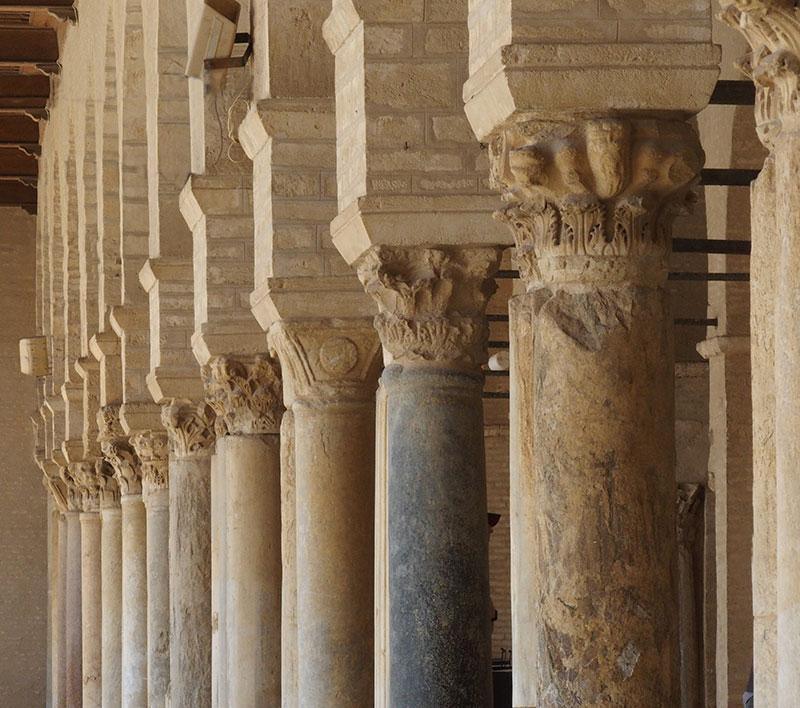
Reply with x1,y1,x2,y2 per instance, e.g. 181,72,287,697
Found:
161,399,216,459
721,0,800,147
202,355,284,436
490,117,703,288
268,319,382,405
357,246,503,370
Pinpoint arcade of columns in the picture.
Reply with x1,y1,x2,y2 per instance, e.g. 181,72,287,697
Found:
19,0,800,705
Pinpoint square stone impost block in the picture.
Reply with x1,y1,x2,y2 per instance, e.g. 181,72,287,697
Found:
464,41,722,141
19,336,49,377
324,1,512,266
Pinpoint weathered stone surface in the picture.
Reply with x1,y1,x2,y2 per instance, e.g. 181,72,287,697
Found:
120,494,147,708
100,506,122,708
385,365,492,707
79,511,102,707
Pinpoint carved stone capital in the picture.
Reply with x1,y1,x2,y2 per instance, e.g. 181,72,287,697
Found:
489,117,703,288
101,439,142,496
268,320,382,405
96,459,121,509
59,464,82,512
202,355,284,436
97,403,125,443
161,400,216,459
70,459,103,512
356,246,502,369
130,430,169,495
721,0,800,148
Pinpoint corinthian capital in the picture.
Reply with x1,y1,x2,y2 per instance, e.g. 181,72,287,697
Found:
721,0,800,147
59,465,81,512
70,459,102,512
356,246,502,369
202,355,284,436
490,117,703,288
161,400,216,460
130,430,169,494
102,439,142,496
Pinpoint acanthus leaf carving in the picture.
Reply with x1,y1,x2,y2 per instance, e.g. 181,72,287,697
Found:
70,459,104,512
356,246,502,369
721,1,800,148
130,430,169,494
161,400,216,460
101,439,142,497
202,355,284,436
490,117,703,288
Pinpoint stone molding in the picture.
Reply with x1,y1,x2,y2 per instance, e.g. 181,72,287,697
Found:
490,117,704,288
268,319,382,405
357,246,502,369
130,430,169,494
202,355,284,436
697,335,752,359
161,399,216,459
721,0,800,148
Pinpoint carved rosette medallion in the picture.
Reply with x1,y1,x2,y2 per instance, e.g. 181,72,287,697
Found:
268,320,382,404
721,0,800,149
161,400,216,460
356,246,503,370
489,117,703,288
202,355,284,436
130,430,169,495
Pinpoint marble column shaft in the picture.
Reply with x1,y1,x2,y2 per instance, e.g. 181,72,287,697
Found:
162,400,216,708
489,117,704,704
64,509,83,708
100,503,122,708
203,354,285,707
132,430,170,708
357,246,500,707
80,511,102,706
270,321,381,707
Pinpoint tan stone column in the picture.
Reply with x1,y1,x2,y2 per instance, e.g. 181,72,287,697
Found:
60,468,83,708
130,430,170,708
162,400,216,708
280,409,297,708
55,507,68,708
721,4,800,702
101,430,147,708
73,460,103,707
697,335,753,704
270,321,381,707
99,478,122,708
210,450,227,708
202,355,284,706
490,118,705,703
751,156,778,704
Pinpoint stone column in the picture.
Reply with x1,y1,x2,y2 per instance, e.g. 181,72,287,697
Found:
60,467,83,708
161,400,216,708
99,476,122,708
697,334,753,704
210,451,227,708
202,355,284,706
102,431,147,708
55,509,68,708
269,321,381,707
280,410,297,708
130,430,170,708
356,247,501,706
721,4,800,701
487,118,705,704
751,156,778,705
73,460,103,707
